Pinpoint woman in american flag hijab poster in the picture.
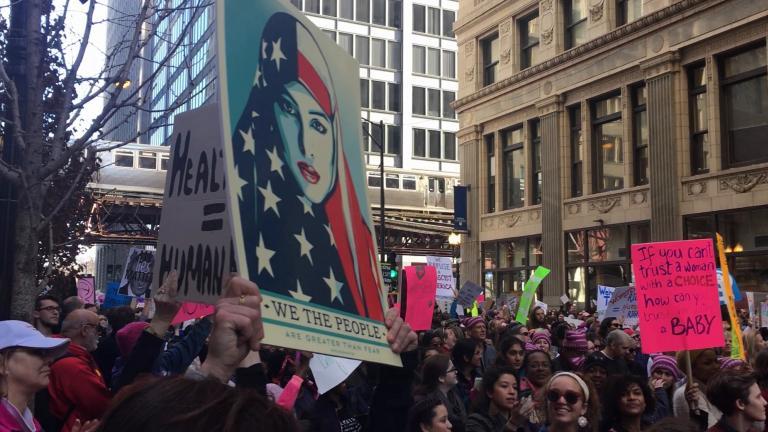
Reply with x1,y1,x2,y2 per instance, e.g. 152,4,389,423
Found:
217,2,399,365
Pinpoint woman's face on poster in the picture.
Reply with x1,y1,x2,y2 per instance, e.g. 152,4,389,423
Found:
274,81,336,203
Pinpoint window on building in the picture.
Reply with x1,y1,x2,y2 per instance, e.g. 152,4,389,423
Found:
114,150,135,168
632,85,648,185
413,87,426,115
486,134,496,213
323,30,336,41
356,0,369,21
689,63,709,174
443,10,455,37
360,79,369,108
413,4,426,32
388,41,401,69
322,0,336,16
720,43,768,167
427,7,440,35
565,0,587,49
354,35,369,65
369,122,383,152
362,123,370,152
139,151,158,170
520,13,539,69
387,125,401,154
388,82,400,111
339,33,353,56
570,105,584,197
444,132,457,160
402,175,417,190
530,119,542,204
371,80,386,110
502,126,525,209
388,0,401,28
427,88,440,117
372,0,386,25
385,174,400,189
592,93,624,192
368,172,382,187
160,154,169,171
443,91,456,119
371,38,386,68
305,0,320,13
414,128,427,157
617,0,643,26
428,130,441,158
413,45,426,74
482,34,499,86
427,48,440,76
340,0,353,19
443,50,456,79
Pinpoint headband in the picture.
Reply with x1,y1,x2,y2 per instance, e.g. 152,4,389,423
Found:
548,372,590,401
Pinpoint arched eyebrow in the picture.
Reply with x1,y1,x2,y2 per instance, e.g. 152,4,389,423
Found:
308,109,329,119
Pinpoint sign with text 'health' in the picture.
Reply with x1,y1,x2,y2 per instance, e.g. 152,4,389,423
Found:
631,239,723,353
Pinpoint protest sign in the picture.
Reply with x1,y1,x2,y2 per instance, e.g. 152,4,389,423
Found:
119,248,155,297
596,285,615,320
102,282,132,310
171,302,216,325
716,269,743,305
535,300,548,314
309,354,362,395
435,296,454,314
507,295,520,315
400,265,437,331
560,295,570,305
515,266,551,324
217,1,397,365
631,239,723,353
153,105,237,302
716,234,745,360
426,256,455,298
76,276,95,303
456,281,483,307
565,317,585,328
604,286,638,327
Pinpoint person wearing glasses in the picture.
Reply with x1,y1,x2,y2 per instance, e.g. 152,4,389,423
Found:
32,295,61,337
540,372,600,432
414,354,467,432
46,309,111,432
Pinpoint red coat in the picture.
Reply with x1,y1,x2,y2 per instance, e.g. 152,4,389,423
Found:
47,343,111,432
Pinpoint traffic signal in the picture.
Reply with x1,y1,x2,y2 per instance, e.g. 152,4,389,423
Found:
389,267,398,280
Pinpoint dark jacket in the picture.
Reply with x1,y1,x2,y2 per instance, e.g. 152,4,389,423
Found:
466,412,506,432
415,388,467,432
366,351,418,432
92,333,120,389
643,387,672,424
153,318,212,376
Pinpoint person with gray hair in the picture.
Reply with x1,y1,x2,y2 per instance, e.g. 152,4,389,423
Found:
60,296,84,323
589,328,631,376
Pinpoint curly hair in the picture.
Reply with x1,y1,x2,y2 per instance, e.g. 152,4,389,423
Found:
600,375,655,429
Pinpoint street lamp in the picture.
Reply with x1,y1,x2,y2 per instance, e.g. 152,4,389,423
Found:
361,118,386,262
448,232,462,287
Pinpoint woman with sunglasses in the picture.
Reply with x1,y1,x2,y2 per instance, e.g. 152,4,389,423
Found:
415,354,467,432
599,375,655,432
0,321,96,432
466,367,531,432
540,372,600,432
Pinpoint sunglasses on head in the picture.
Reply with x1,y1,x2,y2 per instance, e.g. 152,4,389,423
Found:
546,389,582,404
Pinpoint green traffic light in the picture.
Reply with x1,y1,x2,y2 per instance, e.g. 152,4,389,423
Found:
389,268,398,279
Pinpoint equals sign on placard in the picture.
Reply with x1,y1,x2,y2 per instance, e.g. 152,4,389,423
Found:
201,203,225,231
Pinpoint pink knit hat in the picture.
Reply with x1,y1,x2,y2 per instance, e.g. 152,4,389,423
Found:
116,321,150,357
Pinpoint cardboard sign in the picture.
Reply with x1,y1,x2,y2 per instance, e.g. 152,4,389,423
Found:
102,282,132,310
217,2,397,365
604,286,638,327
596,285,615,320
515,266,551,324
76,277,95,303
154,105,237,302
400,265,437,331
456,281,483,307
171,302,216,325
631,239,723,353
426,256,455,298
119,248,155,297
309,354,362,395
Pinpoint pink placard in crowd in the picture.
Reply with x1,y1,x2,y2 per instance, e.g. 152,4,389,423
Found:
631,239,724,353
76,277,95,303
401,265,438,331
171,302,216,325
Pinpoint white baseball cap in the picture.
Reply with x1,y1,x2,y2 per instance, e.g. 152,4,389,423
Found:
0,320,70,358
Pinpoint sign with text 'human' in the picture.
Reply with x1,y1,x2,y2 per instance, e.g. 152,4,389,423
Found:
631,239,723,353
217,1,398,365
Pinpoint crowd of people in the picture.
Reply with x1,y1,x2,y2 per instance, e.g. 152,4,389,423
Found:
1,273,767,432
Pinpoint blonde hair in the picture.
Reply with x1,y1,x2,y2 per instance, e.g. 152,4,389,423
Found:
743,328,763,366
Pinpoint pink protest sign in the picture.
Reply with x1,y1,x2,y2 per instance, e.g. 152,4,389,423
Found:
631,239,724,353
401,265,438,331
76,277,95,303
172,302,216,325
